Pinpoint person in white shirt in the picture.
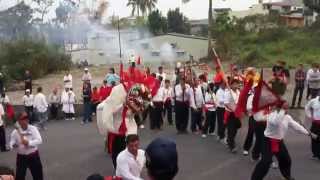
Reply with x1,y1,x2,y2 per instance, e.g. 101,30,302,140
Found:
61,88,76,121
10,112,43,180
251,101,312,180
48,88,60,120
174,78,192,134
224,79,241,153
190,78,205,134
306,63,320,99
216,82,226,142
150,76,165,130
23,89,34,124
82,67,92,87
305,94,320,160
63,71,73,89
116,134,145,180
0,91,10,105
156,66,166,87
33,87,48,130
0,103,7,152
163,80,174,125
202,83,217,138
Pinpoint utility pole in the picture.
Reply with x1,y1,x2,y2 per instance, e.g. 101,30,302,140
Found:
118,17,122,58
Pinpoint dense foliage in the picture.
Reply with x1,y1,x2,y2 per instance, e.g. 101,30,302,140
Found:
211,13,320,68
147,10,168,35
0,39,71,84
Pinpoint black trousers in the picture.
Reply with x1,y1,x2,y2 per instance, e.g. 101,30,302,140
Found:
252,122,267,160
310,88,320,99
216,107,226,139
191,108,202,132
91,102,99,114
227,112,241,150
16,152,43,180
50,104,59,120
251,138,292,180
311,122,320,159
111,136,126,169
64,113,74,119
202,111,216,134
142,105,151,124
306,85,311,100
163,101,173,125
25,106,34,124
175,101,189,132
291,86,304,107
150,102,163,130
243,116,255,151
0,125,6,151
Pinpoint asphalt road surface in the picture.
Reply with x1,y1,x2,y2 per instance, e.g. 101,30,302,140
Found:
1,109,319,180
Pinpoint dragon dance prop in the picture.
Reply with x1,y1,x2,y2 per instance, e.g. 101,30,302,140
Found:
97,63,160,136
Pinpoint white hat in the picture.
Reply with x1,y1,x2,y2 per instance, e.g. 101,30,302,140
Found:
84,67,88,71
26,89,30,92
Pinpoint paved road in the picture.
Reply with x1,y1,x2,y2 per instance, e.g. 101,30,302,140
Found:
1,109,319,180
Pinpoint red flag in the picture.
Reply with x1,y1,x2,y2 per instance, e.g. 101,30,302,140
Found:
235,79,253,119
252,76,282,113
136,56,141,65
144,76,160,97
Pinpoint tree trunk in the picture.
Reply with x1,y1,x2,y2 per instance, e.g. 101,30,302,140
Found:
207,0,213,58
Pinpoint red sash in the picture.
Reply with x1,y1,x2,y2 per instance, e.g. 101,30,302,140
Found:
105,176,122,180
224,111,230,125
107,107,128,155
270,138,281,153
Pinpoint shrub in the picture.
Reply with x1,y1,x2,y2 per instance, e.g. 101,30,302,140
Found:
0,39,72,86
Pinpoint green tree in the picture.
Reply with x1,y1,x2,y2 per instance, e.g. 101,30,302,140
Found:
0,2,33,40
211,12,235,61
148,10,167,35
304,0,320,13
167,8,190,34
127,0,157,16
183,0,213,57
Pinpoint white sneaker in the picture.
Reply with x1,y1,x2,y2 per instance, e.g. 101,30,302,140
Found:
202,134,207,138
209,132,216,136
271,162,278,169
243,150,249,156
139,125,145,129
220,138,228,145
65,118,70,121
71,117,76,121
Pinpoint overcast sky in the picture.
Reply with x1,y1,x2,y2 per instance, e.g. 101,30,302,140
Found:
0,0,276,20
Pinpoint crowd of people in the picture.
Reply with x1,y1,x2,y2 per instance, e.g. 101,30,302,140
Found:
0,59,320,180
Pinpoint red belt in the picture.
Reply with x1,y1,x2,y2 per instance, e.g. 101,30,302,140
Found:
269,138,281,153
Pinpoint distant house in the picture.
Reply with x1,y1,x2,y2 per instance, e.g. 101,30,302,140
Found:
213,8,232,17
212,1,268,20
262,0,318,27
262,0,304,14
189,19,208,35
229,3,268,19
